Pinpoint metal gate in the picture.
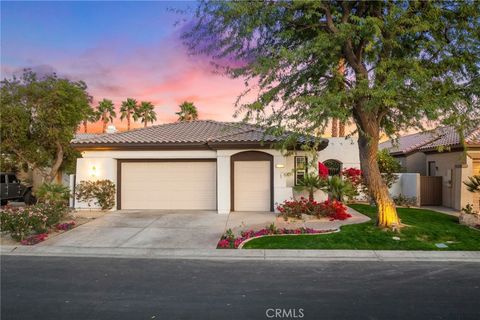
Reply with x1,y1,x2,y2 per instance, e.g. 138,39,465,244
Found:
420,176,443,206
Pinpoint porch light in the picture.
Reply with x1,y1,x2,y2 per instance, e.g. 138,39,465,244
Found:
275,164,285,168
90,165,97,177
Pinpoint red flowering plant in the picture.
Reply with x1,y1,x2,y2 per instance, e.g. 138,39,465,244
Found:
277,197,351,221
217,224,335,249
56,221,76,231
21,233,48,245
341,167,363,198
318,200,352,220
318,162,329,178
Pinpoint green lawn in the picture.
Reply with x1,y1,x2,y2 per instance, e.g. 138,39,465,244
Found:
243,204,480,250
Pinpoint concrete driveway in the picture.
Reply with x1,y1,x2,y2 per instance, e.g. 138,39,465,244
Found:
40,210,229,249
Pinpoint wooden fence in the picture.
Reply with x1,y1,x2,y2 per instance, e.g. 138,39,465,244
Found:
420,176,443,206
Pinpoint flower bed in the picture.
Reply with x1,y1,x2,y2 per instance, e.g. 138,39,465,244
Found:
277,198,351,221
217,225,337,249
0,203,71,244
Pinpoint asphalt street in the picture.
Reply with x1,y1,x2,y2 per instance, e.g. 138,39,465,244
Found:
1,256,479,320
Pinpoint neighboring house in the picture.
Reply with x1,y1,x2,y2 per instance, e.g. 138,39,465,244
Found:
380,126,480,211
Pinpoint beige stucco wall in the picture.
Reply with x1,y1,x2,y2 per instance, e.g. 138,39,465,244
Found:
425,151,465,210
74,138,362,212
405,152,427,175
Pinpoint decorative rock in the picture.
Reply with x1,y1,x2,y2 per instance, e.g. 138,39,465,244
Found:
435,243,448,248
459,212,480,228
392,236,401,241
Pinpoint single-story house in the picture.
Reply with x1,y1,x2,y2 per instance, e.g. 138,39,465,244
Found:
380,126,480,211
72,120,331,213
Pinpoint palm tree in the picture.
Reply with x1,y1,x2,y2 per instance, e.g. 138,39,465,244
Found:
134,101,157,127
464,175,480,193
82,107,100,133
293,173,325,202
120,98,139,130
96,99,116,133
176,101,198,122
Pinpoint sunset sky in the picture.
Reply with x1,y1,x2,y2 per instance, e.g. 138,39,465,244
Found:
1,1,251,132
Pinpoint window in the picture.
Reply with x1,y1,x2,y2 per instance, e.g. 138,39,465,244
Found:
294,156,307,185
323,159,342,176
0,175,5,184
7,175,19,184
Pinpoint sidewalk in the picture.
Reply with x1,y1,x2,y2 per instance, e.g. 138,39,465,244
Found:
2,245,479,262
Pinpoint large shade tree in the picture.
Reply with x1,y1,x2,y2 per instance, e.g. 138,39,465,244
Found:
0,70,91,182
184,1,480,228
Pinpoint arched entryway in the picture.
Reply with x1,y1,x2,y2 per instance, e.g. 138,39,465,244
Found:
231,151,274,212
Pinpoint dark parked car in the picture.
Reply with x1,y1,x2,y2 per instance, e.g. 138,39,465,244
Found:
0,172,35,206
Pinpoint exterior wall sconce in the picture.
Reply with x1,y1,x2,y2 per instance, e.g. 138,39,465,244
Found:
90,165,97,177
275,164,285,168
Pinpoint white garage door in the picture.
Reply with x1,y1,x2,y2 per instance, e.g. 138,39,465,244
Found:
121,161,216,210
234,161,270,211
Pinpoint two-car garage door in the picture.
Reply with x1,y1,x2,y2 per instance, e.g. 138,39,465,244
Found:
120,161,216,210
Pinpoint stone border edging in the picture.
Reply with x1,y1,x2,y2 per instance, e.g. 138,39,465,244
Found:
237,229,340,249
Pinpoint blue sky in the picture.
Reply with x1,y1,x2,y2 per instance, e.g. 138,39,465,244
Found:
1,1,246,130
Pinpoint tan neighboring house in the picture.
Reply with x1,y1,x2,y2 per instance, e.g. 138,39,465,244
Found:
381,126,480,212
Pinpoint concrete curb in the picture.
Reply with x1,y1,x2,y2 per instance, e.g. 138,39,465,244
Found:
2,245,479,262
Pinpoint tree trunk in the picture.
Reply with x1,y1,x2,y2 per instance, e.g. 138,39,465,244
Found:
127,116,131,130
83,120,88,133
102,121,107,133
45,142,64,183
331,118,338,137
339,121,345,137
144,121,147,128
357,122,400,228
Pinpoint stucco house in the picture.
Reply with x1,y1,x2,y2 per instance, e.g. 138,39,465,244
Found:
380,126,480,211
71,120,361,213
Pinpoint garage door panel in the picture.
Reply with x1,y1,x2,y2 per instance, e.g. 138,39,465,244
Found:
234,161,270,211
121,162,216,210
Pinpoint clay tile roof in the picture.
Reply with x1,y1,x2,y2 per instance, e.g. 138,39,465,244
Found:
380,126,480,155
71,120,325,149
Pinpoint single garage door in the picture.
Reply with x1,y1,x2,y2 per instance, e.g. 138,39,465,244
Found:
234,161,270,211
120,161,216,210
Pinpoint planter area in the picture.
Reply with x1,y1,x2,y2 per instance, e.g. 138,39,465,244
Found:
217,226,339,249
0,206,108,246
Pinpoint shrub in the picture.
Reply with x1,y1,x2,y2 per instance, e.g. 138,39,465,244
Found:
392,194,417,208
277,198,351,221
461,204,478,215
0,202,69,241
75,180,116,210
293,173,325,201
324,176,356,202
0,206,47,241
21,233,48,245
342,168,363,190
36,183,70,205
377,149,402,188
56,221,76,231
34,203,69,226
